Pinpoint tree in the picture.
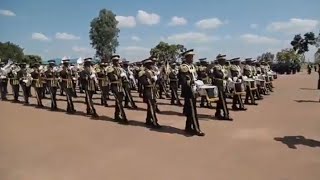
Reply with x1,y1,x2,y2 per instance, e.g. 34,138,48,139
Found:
257,52,275,62
276,48,301,63
22,55,42,65
89,9,120,61
290,32,316,54
150,41,186,63
0,41,24,63
315,48,320,64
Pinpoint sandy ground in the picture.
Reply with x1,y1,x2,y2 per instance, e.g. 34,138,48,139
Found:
0,71,319,180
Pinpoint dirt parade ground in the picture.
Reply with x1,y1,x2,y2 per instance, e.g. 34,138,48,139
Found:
0,71,319,180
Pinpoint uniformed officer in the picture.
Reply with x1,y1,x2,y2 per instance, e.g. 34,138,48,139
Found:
8,63,21,102
122,60,137,109
107,55,128,123
0,62,8,100
168,62,182,105
80,58,98,117
59,58,76,113
31,63,44,107
197,58,210,107
45,60,59,110
18,63,32,104
212,54,233,120
229,58,247,111
96,61,109,107
140,58,161,128
243,58,258,105
251,60,263,100
179,49,205,136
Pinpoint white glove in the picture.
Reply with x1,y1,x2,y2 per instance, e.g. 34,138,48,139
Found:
23,80,28,83
72,77,77,81
153,76,158,81
192,85,197,92
120,72,126,77
90,74,96,79
195,80,204,87
0,75,6,79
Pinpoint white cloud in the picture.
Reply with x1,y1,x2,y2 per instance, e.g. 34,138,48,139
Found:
72,46,95,55
136,10,160,25
224,35,232,40
31,33,50,41
55,32,80,40
167,32,219,43
116,16,136,28
169,16,187,26
131,36,141,41
250,24,258,29
196,18,225,30
122,46,149,52
240,34,280,44
267,18,319,34
0,9,16,16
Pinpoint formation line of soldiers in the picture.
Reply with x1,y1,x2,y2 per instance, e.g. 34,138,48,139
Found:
0,49,277,136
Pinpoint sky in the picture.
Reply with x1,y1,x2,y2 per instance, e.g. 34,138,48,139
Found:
0,0,319,62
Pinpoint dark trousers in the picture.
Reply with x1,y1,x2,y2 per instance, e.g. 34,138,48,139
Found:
21,84,31,103
49,87,57,109
232,94,244,109
113,91,127,121
124,86,136,108
0,80,7,100
65,87,75,112
138,81,143,97
34,87,43,106
146,99,158,125
85,89,96,115
216,87,229,117
100,86,108,106
12,84,20,101
245,87,256,104
170,83,181,104
183,97,201,132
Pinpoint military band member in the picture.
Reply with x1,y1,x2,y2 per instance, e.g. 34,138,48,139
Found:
30,63,44,107
229,58,247,111
8,63,21,102
96,61,109,107
122,60,137,109
80,58,98,117
251,60,263,100
168,62,182,105
0,62,8,100
45,60,59,110
140,58,161,128
179,49,205,136
60,58,76,113
71,64,78,97
17,63,32,104
255,61,269,95
243,58,258,105
197,58,210,107
107,55,128,124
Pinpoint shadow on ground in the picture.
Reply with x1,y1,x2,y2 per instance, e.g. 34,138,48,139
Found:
294,100,319,103
274,136,320,149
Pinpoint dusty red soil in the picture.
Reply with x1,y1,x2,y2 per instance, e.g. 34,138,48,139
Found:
1,71,320,180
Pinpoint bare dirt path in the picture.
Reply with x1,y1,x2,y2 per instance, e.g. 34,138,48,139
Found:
0,72,319,180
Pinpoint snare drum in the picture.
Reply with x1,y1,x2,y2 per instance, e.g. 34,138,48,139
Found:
250,80,256,90
235,82,245,93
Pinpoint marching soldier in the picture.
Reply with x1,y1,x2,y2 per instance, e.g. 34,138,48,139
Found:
0,62,8,100
18,63,32,104
96,61,109,107
8,63,21,102
31,63,45,107
197,58,210,107
60,58,76,114
168,62,182,105
136,62,144,98
251,60,263,100
229,58,247,111
45,60,59,110
71,64,78,97
79,58,98,117
140,58,161,128
212,54,233,120
107,55,128,124
122,60,137,109
179,49,205,136
243,58,258,105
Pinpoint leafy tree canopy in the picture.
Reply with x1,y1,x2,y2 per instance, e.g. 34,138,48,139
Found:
150,41,187,63
276,48,302,63
257,52,275,62
0,41,24,63
89,9,120,61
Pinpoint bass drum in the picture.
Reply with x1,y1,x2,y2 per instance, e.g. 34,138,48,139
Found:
206,87,219,102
